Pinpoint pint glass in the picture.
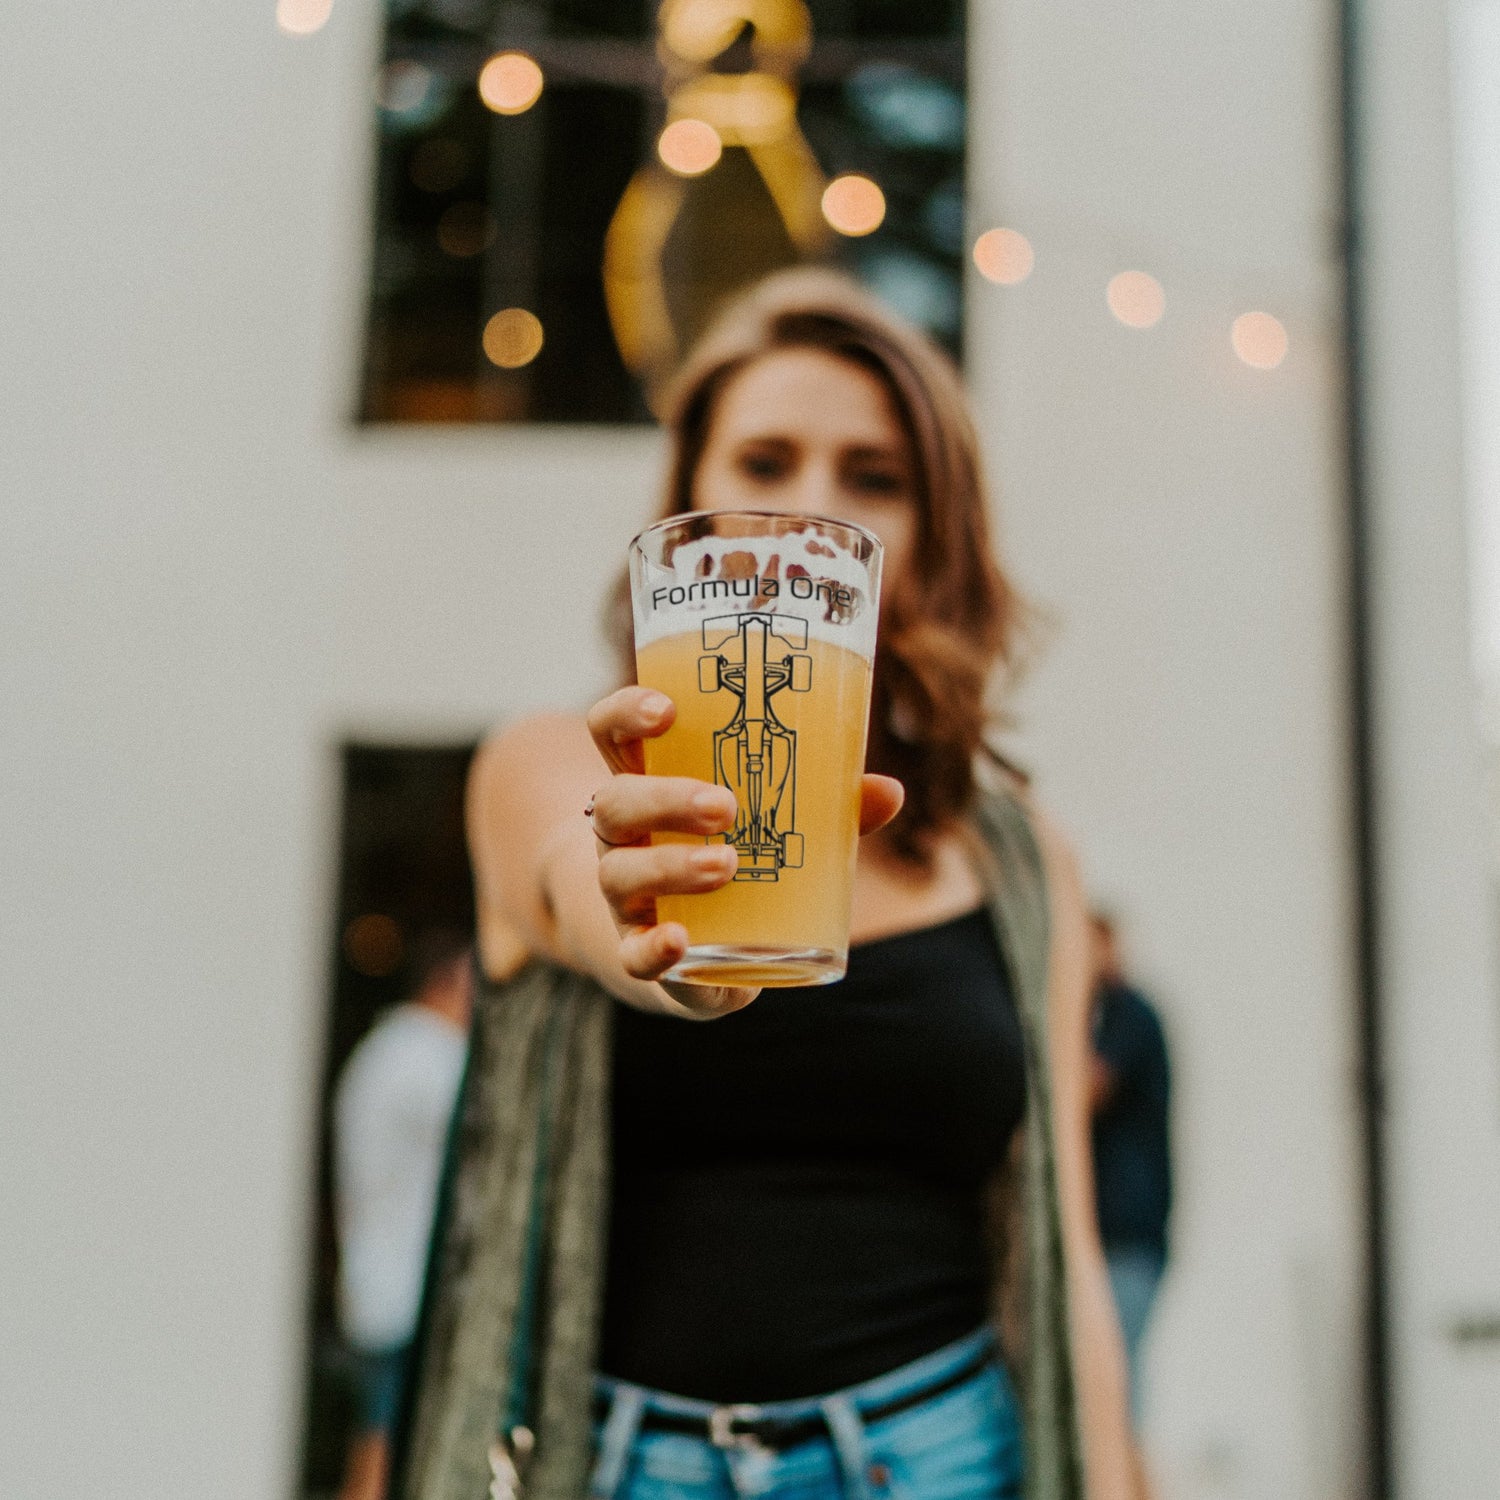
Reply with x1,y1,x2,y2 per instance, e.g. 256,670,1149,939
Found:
628,511,883,986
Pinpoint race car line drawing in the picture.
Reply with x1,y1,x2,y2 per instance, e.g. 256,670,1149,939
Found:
698,612,812,881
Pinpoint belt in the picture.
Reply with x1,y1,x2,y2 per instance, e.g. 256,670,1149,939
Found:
595,1344,994,1455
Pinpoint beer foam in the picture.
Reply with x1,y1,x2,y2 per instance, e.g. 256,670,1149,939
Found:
631,526,881,657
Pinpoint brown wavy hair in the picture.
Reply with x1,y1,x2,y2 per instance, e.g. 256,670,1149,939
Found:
609,268,1027,865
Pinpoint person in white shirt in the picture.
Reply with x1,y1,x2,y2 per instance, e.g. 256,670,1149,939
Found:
332,931,472,1500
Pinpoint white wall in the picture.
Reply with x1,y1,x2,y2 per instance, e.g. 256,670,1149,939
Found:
0,3,1376,1499
1456,1,1500,695
1363,0,1500,1492
1,7,337,1497
969,5,1362,1499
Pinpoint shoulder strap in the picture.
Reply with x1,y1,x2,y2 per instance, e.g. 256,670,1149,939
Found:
488,993,569,1497
392,959,612,1500
973,788,1087,1500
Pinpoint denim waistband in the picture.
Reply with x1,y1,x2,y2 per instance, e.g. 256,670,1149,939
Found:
590,1326,998,1500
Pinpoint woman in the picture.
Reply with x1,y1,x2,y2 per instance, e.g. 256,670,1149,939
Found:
463,270,1132,1500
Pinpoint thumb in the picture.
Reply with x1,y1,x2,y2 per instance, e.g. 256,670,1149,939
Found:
857,774,904,837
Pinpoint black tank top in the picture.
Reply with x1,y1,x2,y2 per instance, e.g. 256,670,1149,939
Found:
600,907,1026,1402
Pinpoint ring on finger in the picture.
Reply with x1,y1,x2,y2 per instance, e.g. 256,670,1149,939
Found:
584,792,632,849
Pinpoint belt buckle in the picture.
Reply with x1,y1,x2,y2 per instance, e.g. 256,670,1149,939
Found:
708,1403,770,1455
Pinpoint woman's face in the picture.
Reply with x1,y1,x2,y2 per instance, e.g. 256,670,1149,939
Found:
690,347,919,585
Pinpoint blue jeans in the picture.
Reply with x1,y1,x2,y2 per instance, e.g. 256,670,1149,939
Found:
590,1327,1023,1500
348,1341,408,1433
1105,1245,1166,1422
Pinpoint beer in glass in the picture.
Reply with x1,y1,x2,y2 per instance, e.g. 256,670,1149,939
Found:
628,511,882,986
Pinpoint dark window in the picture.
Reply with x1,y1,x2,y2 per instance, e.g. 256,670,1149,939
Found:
298,743,477,1498
360,0,966,424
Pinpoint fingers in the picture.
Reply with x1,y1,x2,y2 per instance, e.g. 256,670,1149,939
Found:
598,842,739,924
587,686,676,774
618,921,690,981
858,774,905,837
589,775,736,849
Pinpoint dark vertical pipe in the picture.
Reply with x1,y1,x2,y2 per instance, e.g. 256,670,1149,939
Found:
1335,1,1394,1495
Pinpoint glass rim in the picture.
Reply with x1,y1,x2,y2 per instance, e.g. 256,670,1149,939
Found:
628,508,883,558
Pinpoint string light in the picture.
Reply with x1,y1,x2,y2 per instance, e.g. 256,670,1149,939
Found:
1231,311,1288,369
657,118,723,176
822,174,886,236
479,51,544,115
277,0,333,36
484,308,545,368
1107,270,1165,329
973,228,1033,285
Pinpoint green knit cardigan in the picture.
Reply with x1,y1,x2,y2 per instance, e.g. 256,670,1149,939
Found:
392,786,1084,1500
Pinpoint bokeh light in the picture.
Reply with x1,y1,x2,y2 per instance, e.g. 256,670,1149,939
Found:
973,228,1034,285
849,64,963,151
657,118,723,176
662,0,748,63
1107,270,1166,329
343,913,403,977
437,202,497,258
479,51,544,115
483,308,545,368
822,174,886,237
1231,310,1289,369
277,0,333,36
378,60,433,116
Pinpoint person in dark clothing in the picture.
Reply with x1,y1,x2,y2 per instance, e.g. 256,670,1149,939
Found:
1089,911,1172,1424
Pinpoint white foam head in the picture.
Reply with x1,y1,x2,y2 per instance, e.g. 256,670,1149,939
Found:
629,514,883,658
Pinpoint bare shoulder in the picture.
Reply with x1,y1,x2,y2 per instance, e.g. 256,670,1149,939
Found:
473,710,596,784
467,711,604,869
991,775,1087,933
466,710,609,946
981,760,1084,892
1025,797,1083,891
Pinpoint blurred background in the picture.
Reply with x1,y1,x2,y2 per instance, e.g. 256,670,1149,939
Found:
2,2,1498,1498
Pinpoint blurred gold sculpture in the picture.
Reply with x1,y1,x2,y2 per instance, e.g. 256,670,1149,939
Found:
603,0,829,399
